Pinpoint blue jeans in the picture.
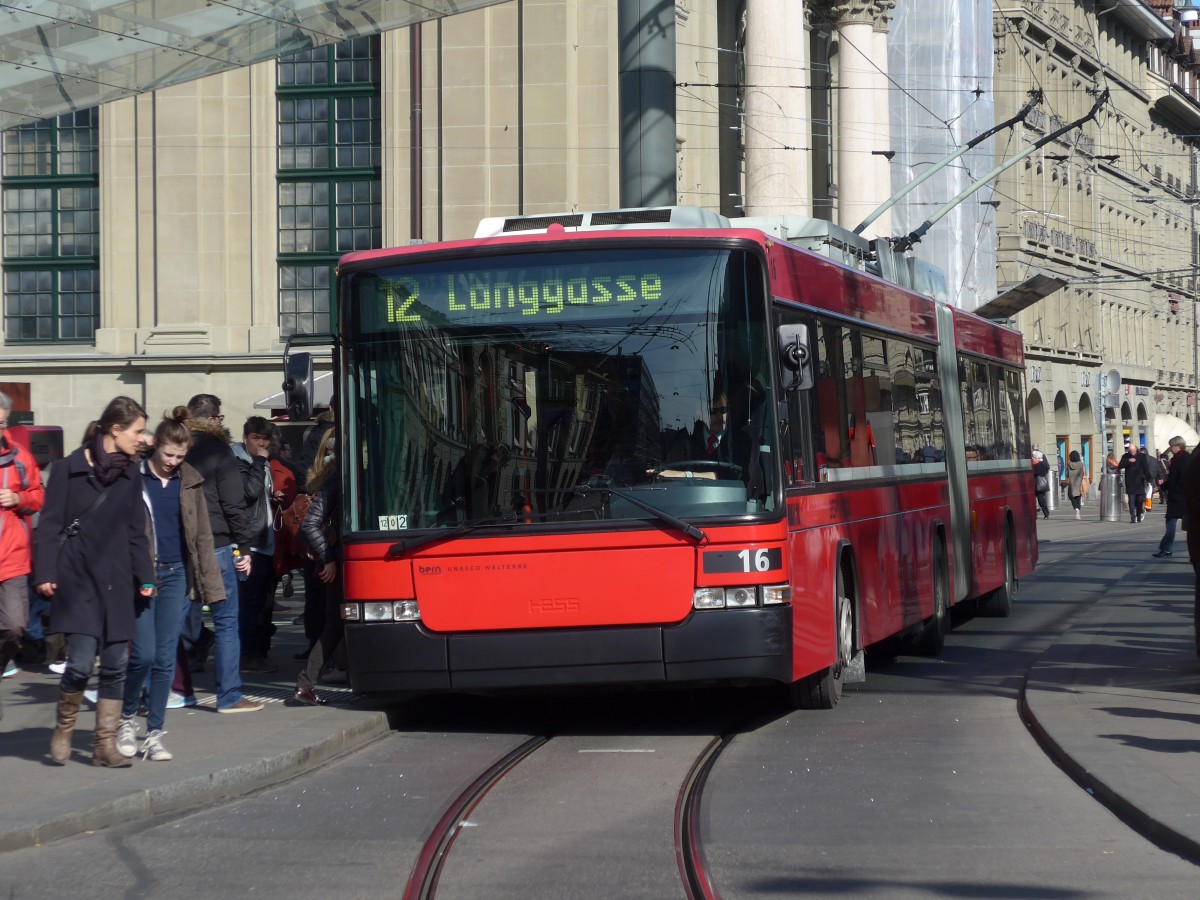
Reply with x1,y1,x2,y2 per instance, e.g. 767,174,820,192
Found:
1159,517,1179,553
211,545,245,710
123,562,191,731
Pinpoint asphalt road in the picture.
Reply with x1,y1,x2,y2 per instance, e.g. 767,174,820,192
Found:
1,527,1197,899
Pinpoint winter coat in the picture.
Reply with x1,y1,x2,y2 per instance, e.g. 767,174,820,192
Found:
1066,460,1085,499
184,418,256,550
1184,448,1200,562
232,442,274,553
1118,450,1152,495
0,434,44,582
1164,447,1189,522
1032,457,1050,493
140,460,226,604
33,446,153,641
300,468,340,566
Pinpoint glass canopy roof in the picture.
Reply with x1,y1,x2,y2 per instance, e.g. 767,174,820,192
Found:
0,0,506,130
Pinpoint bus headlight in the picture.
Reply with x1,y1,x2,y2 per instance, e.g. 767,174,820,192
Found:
364,602,393,621
341,600,422,622
725,586,757,608
693,588,726,609
692,584,791,610
393,600,420,621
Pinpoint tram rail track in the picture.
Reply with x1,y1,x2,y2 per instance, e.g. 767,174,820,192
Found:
399,720,749,900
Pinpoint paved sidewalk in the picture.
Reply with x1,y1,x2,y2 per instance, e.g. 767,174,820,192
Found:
0,603,392,853
1023,508,1200,861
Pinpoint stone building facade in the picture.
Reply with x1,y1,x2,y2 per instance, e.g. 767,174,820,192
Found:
2,0,1199,480
992,0,1200,478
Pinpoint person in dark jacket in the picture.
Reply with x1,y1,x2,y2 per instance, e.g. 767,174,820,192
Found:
294,409,334,482
34,396,154,767
1154,436,1189,558
1118,443,1153,524
1065,450,1085,520
181,394,262,713
293,428,341,706
1183,443,1200,657
232,416,278,672
1032,449,1051,519
117,409,228,762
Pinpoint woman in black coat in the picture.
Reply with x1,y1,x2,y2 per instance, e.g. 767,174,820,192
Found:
34,396,155,767
293,428,341,706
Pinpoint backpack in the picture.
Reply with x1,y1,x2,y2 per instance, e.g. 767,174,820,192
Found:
280,493,315,564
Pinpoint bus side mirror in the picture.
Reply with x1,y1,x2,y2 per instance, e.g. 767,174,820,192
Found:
777,324,814,391
284,351,314,421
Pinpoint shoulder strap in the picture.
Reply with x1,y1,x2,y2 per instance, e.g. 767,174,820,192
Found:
58,474,112,543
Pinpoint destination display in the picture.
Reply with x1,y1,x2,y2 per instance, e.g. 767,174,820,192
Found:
349,249,732,332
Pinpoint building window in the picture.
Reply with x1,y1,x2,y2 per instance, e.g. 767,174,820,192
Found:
1,109,99,344
277,37,381,337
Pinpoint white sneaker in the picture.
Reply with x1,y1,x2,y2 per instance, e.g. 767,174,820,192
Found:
48,660,67,675
83,689,98,706
2,661,17,678
116,716,138,758
140,730,173,762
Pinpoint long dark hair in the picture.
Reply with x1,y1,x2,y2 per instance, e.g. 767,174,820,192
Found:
82,396,148,445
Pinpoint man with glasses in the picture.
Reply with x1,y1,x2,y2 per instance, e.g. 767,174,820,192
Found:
0,391,44,720
182,394,262,712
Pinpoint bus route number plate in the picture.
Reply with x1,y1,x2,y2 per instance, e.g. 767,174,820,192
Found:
703,548,782,574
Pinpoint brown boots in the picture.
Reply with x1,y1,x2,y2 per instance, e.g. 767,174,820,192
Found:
49,690,83,763
92,698,133,767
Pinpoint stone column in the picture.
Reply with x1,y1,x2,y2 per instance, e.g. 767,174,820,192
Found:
870,2,896,235
744,0,811,217
833,1,878,234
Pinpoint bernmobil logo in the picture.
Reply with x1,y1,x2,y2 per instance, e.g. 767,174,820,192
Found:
418,564,442,575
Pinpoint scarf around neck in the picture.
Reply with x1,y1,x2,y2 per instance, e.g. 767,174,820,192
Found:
89,431,131,486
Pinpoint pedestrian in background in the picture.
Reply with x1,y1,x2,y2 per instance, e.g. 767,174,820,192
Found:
1066,450,1085,520
232,416,279,673
1118,443,1152,524
182,394,262,713
293,428,341,706
1032,449,1051,519
1183,444,1200,657
34,396,154,766
0,391,44,721
1154,436,1189,559
117,409,227,762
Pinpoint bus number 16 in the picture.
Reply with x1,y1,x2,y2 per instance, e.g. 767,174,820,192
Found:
738,549,772,572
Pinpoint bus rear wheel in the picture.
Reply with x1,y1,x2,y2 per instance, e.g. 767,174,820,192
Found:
789,571,853,710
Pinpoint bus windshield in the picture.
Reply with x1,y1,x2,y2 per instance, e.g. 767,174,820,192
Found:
343,245,777,535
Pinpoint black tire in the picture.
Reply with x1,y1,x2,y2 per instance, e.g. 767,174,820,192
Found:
978,531,1016,618
913,542,949,656
789,568,853,709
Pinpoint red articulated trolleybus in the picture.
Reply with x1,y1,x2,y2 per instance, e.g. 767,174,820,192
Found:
286,206,1037,708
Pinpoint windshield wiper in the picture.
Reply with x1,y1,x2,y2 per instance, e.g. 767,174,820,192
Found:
386,514,520,558
571,484,707,543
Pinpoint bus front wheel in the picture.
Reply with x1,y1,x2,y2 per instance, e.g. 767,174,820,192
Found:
978,531,1016,618
789,570,853,710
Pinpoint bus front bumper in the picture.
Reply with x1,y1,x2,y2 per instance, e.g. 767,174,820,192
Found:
343,606,793,695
